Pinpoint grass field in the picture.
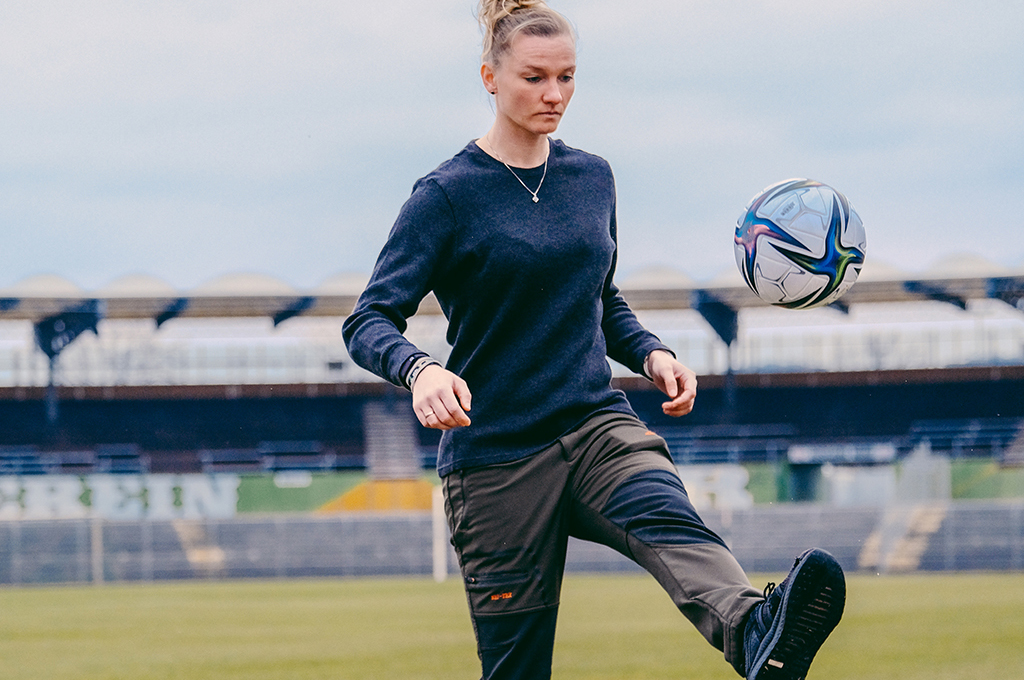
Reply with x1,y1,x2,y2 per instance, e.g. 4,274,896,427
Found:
2,572,1023,679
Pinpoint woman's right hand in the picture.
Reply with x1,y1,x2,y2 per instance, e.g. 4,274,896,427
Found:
412,365,473,430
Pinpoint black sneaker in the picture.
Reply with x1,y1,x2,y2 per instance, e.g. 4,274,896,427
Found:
743,548,846,679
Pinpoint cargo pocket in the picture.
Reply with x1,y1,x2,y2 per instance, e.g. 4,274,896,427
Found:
465,569,537,615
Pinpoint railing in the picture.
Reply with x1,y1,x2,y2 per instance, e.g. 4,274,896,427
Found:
0,300,1021,388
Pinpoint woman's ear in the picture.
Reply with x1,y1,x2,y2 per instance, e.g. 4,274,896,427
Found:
481,62,497,94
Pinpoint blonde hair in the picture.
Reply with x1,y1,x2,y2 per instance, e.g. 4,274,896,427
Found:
478,0,575,66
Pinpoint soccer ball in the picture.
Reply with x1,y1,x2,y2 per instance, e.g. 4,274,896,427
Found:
734,178,866,309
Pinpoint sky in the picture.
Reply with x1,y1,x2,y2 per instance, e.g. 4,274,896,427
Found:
2,0,1022,293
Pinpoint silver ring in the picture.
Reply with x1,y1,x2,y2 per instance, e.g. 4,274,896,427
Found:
424,410,435,418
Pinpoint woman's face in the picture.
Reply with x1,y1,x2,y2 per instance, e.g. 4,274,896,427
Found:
484,33,576,139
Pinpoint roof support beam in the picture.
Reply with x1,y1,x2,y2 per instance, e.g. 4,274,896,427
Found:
691,290,740,416
987,277,1024,313
273,296,316,327
156,297,190,328
903,280,968,310
34,299,105,360
828,299,851,314
691,290,738,347
33,299,105,424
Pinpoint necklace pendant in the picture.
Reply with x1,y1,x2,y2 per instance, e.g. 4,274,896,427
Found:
494,145,548,204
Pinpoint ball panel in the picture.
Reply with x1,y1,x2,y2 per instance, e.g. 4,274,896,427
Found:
800,186,828,215
784,212,828,256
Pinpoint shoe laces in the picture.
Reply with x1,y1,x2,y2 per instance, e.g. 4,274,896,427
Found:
763,554,799,601
757,581,781,621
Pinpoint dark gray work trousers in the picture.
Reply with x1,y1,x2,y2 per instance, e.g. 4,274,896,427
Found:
442,411,763,680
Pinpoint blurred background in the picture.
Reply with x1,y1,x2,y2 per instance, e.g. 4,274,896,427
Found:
1,1,1022,584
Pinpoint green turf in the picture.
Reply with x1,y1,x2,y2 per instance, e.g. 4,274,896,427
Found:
1,572,1022,679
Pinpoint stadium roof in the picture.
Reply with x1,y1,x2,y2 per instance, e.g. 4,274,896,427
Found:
2,257,1022,328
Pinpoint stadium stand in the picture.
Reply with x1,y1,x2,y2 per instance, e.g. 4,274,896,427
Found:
95,443,148,474
657,423,796,465
257,440,333,472
1,267,1021,584
53,450,99,475
901,418,1024,458
1004,429,1024,467
0,445,52,475
917,501,1024,571
198,448,263,474
199,442,367,473
711,505,883,574
0,367,1021,474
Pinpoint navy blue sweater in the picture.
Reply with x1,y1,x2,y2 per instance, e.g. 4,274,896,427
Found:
343,139,670,476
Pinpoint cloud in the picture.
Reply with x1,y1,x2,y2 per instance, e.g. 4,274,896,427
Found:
1,0,1022,289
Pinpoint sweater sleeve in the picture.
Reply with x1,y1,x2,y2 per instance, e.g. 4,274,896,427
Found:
342,179,455,388
600,197,673,376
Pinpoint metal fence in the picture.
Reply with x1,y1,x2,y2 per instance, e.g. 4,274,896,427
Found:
2,501,1021,587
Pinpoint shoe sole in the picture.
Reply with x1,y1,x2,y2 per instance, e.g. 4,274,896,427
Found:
749,549,846,680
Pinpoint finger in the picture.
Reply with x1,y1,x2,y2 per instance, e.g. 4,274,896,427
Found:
651,361,678,399
661,370,679,399
676,382,696,405
662,388,696,416
421,408,443,430
663,397,695,412
682,371,698,396
437,391,471,427
454,378,472,413
662,389,695,408
427,408,464,431
662,399,695,417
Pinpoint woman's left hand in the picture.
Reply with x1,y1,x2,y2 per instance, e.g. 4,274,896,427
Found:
646,349,697,417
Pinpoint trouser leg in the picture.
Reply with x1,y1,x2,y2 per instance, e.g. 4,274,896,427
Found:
442,445,569,680
564,413,764,677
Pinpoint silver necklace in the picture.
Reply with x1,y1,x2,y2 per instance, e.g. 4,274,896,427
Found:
489,139,548,203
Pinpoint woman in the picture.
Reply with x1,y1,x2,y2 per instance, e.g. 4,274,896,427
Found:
342,2,845,678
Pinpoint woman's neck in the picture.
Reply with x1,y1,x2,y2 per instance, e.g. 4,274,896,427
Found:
478,128,550,168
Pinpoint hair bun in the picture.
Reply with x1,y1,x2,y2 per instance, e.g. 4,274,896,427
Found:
479,0,547,31
477,0,573,65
